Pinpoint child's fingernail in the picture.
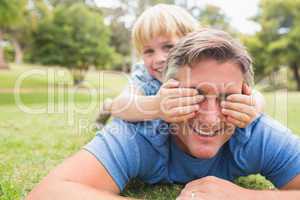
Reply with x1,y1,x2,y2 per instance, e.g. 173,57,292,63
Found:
198,96,204,101
169,79,179,84
221,101,225,107
226,95,232,100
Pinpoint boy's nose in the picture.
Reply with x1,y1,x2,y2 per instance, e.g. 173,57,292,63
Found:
153,52,167,69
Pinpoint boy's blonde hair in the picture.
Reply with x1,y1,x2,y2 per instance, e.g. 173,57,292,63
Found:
132,4,199,54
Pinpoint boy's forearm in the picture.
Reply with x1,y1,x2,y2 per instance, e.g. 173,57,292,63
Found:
110,94,160,121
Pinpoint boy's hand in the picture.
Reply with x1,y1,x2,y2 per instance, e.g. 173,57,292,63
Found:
156,79,204,123
221,83,259,128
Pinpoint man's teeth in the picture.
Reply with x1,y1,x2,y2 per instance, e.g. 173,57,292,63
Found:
197,130,214,135
195,129,216,136
191,125,218,136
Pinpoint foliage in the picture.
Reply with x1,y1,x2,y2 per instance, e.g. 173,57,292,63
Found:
3,44,14,62
0,0,27,68
0,0,27,28
198,4,232,32
248,0,300,90
31,3,118,84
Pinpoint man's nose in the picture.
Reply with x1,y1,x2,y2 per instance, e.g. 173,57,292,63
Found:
198,97,222,125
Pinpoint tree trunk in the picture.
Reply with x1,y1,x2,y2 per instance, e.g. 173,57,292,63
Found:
12,37,23,64
0,31,9,70
290,62,300,91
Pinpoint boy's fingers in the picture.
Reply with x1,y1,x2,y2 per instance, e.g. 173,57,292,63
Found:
226,94,255,106
226,116,246,128
171,105,199,116
222,108,251,124
221,101,256,117
162,79,180,88
169,112,196,123
168,95,204,108
242,83,252,96
165,88,199,97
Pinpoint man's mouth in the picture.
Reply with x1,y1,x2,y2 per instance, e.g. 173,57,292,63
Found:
188,121,223,137
189,124,219,137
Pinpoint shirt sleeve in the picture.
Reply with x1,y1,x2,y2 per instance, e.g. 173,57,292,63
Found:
83,119,141,191
256,116,300,188
83,118,165,191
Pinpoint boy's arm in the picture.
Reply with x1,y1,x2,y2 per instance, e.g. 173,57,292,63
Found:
108,80,202,122
108,85,161,121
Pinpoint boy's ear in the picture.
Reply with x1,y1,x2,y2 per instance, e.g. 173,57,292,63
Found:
242,82,252,95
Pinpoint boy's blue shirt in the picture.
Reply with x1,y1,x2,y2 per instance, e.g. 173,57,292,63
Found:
84,63,300,190
130,63,161,95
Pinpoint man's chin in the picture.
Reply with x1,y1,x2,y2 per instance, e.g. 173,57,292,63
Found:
189,146,219,159
189,144,219,159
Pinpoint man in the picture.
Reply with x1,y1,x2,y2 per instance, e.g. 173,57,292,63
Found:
27,29,300,200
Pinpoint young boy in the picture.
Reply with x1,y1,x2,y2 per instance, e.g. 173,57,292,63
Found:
96,4,264,129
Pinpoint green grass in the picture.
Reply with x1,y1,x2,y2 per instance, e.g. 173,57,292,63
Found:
1,64,300,200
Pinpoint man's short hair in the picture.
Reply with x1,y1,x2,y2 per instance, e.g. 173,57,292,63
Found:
132,4,199,54
164,28,254,86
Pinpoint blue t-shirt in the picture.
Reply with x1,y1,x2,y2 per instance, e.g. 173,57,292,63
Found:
130,63,161,96
84,114,300,191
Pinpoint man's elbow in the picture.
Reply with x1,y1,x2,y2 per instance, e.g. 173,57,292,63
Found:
26,178,59,200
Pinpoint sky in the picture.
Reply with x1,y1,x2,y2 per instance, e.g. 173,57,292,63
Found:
95,0,261,34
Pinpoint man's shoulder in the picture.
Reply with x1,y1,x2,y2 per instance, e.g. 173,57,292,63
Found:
228,113,300,161
226,114,299,174
102,118,170,148
231,114,293,145
254,114,291,134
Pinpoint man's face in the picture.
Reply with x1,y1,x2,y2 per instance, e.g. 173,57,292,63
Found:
174,59,244,159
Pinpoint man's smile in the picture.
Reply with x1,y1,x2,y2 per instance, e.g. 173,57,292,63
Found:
187,118,233,138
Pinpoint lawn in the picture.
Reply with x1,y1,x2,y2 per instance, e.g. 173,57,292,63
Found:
0,64,299,200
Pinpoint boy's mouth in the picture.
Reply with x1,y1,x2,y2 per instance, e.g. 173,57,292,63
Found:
155,68,164,73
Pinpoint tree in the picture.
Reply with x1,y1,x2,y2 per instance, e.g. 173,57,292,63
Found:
31,3,118,85
0,0,27,69
198,4,234,33
253,0,300,90
242,35,271,82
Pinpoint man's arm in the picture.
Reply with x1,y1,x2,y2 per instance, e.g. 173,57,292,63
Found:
281,173,300,190
177,176,300,200
26,150,136,200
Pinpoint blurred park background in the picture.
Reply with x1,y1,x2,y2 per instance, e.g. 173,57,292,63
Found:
0,0,300,199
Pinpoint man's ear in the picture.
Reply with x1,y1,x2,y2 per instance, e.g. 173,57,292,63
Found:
242,82,252,95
